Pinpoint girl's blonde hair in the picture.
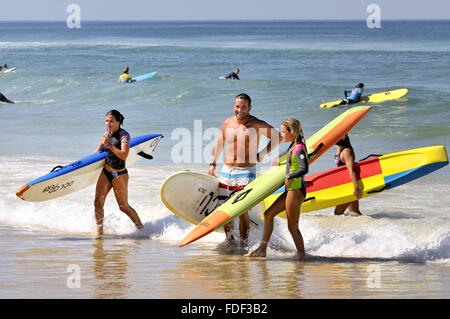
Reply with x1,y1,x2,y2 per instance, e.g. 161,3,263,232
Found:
281,118,304,143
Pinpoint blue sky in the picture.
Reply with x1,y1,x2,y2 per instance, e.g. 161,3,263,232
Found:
0,0,449,21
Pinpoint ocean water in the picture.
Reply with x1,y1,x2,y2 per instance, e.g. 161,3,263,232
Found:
0,20,449,299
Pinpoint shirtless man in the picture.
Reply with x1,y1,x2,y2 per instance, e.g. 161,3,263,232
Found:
208,93,281,246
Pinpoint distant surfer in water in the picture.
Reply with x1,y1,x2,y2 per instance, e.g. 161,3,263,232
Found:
339,82,364,105
93,110,143,236
224,68,240,80
245,118,308,259
118,66,135,83
0,92,14,103
208,93,280,247
333,134,363,216
0,65,10,73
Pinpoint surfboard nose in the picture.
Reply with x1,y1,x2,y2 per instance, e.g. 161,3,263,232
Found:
179,210,231,247
16,185,30,200
178,226,214,247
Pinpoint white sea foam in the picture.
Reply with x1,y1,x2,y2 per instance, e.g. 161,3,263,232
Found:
1,151,449,264
1,39,449,52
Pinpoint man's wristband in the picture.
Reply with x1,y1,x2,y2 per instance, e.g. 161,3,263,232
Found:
209,163,217,166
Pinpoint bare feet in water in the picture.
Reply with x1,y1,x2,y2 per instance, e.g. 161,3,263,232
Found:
244,241,268,257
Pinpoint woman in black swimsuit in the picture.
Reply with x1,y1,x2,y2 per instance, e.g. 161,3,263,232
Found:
93,110,143,235
334,134,362,216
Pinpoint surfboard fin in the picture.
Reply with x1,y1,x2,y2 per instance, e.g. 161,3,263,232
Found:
138,151,153,160
367,184,391,194
308,142,324,159
358,154,383,162
51,165,64,172
303,196,315,202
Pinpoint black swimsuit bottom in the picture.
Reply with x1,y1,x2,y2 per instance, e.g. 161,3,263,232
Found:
102,167,128,183
299,186,306,198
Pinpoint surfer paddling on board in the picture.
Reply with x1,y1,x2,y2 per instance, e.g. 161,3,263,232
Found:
224,68,240,80
338,82,364,106
118,66,135,83
208,93,280,247
246,118,309,259
333,134,363,216
93,110,143,236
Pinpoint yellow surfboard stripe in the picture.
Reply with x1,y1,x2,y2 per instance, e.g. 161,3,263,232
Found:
379,145,446,177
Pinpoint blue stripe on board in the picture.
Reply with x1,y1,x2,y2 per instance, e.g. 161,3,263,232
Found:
129,134,161,147
384,161,449,189
27,134,162,186
220,172,256,179
271,185,286,195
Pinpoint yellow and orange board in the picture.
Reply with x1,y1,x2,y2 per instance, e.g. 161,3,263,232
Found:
178,106,372,247
264,145,449,214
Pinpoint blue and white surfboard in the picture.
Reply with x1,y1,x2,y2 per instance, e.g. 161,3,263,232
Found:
16,134,163,202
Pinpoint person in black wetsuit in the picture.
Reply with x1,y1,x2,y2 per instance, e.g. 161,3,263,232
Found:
225,68,240,80
0,92,14,104
93,109,143,236
334,134,362,216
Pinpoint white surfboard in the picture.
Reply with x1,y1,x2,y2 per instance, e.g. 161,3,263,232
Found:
16,134,163,202
160,171,264,229
1,67,17,73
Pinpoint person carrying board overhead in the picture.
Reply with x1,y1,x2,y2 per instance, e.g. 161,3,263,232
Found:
338,82,364,105
93,110,143,236
245,118,309,259
118,66,135,83
208,93,280,247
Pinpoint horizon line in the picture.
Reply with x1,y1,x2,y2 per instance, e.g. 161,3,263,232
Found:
1,18,449,23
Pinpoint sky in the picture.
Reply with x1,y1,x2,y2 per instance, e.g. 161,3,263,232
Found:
0,0,449,21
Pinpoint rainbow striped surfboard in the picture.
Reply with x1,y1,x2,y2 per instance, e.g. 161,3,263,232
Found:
263,145,448,214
